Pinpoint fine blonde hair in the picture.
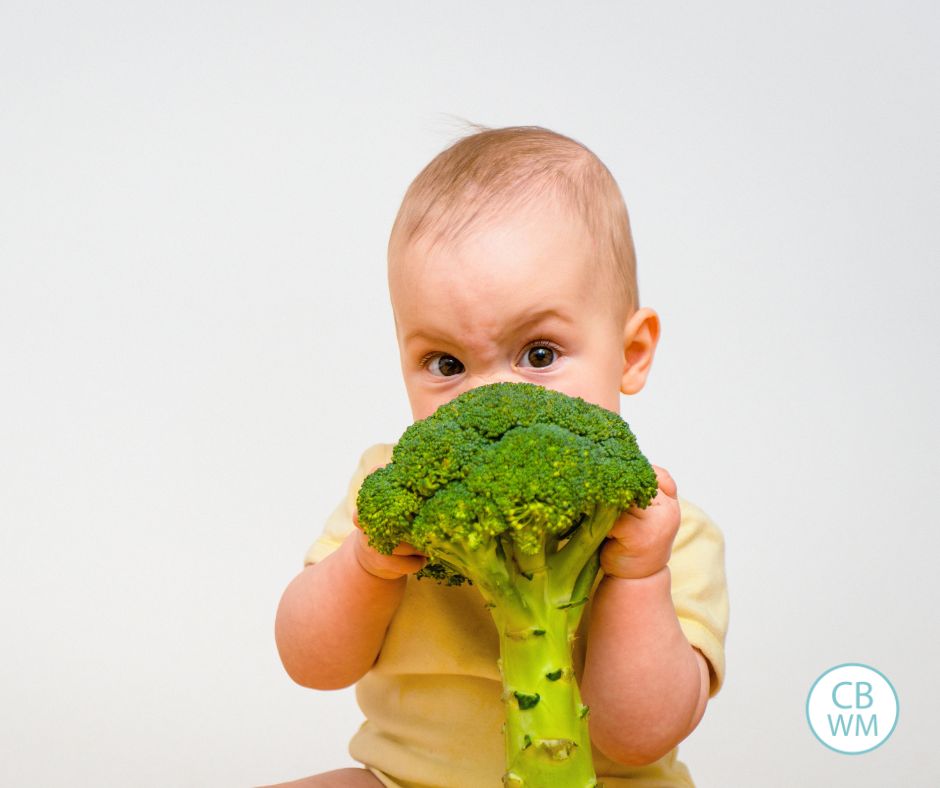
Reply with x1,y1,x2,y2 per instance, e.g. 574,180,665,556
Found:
387,123,639,319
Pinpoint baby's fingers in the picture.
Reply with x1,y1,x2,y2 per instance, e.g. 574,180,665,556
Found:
650,465,677,499
374,553,427,577
352,530,427,579
391,541,427,558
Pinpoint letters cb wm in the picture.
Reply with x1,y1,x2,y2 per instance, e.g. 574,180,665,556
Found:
806,663,899,754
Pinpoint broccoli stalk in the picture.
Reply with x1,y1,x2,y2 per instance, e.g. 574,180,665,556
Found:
357,382,658,786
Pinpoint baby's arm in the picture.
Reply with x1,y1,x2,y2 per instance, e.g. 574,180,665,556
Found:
580,466,710,766
275,515,425,690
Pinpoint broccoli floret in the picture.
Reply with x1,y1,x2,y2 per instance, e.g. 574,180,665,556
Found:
357,382,658,786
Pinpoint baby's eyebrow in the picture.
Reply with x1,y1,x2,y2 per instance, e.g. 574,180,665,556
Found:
512,307,573,327
404,330,445,346
502,307,575,338
403,308,573,347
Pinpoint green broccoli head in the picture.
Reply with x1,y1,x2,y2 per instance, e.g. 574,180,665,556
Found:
355,381,659,784
356,381,658,585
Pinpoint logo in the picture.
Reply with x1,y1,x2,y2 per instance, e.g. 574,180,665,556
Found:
806,663,899,754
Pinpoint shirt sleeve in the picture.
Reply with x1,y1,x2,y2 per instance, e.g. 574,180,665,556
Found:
303,443,396,566
670,497,730,698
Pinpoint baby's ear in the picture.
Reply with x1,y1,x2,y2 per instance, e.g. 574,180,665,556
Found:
620,307,660,395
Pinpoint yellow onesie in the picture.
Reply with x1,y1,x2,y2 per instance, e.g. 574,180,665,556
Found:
305,443,729,787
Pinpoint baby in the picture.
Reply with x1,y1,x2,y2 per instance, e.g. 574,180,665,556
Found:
269,125,729,788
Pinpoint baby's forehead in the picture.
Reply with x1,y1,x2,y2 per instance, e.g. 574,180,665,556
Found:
390,220,611,325
395,194,593,265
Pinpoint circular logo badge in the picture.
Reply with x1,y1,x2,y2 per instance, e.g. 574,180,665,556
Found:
806,663,899,754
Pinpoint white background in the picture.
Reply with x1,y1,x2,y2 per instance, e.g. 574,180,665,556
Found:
2,2,937,786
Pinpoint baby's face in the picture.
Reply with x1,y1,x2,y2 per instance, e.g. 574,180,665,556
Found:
389,200,630,422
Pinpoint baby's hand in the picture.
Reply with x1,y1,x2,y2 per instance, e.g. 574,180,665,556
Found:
352,508,428,580
600,465,680,580
352,463,427,581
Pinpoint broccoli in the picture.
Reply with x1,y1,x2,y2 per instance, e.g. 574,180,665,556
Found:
356,381,658,787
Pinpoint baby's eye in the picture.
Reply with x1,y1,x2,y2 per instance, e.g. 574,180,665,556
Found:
421,353,465,377
519,340,561,369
